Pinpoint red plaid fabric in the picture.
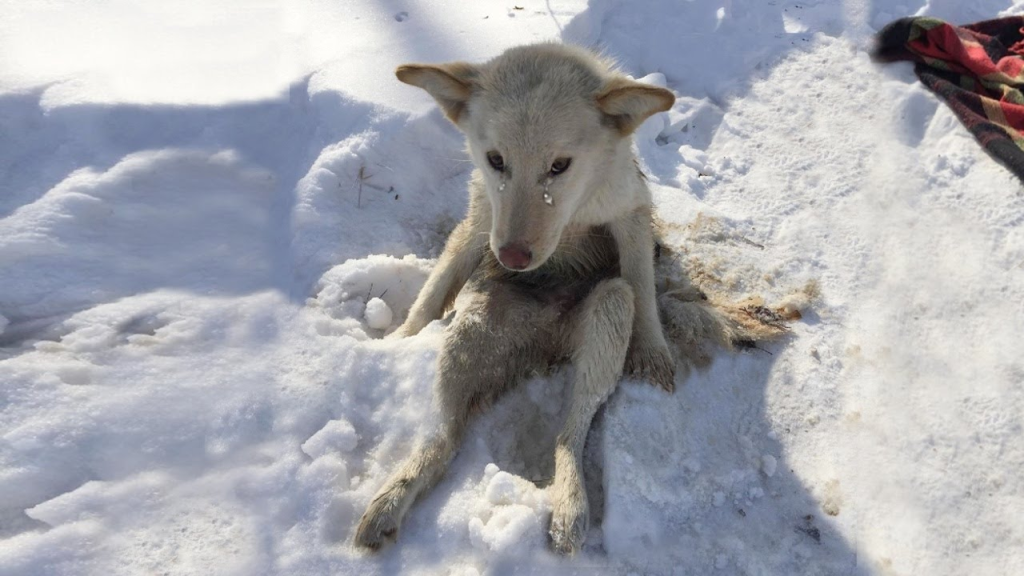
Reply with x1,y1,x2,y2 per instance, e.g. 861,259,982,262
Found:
874,16,1024,182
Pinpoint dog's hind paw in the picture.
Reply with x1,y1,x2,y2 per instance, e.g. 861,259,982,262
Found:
549,491,589,555
625,341,676,393
354,495,402,551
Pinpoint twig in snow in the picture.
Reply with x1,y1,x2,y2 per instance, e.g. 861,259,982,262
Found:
357,165,374,208
737,236,765,249
358,166,364,208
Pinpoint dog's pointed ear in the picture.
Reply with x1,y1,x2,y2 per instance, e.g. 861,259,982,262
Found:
396,62,479,124
596,78,675,135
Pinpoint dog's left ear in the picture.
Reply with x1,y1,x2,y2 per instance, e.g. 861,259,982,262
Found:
596,78,675,135
396,62,479,124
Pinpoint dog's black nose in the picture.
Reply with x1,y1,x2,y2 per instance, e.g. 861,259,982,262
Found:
498,244,532,270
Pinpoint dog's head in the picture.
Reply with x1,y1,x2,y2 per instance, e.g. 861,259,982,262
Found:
397,44,674,271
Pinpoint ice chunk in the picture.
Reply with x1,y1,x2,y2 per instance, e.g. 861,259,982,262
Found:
485,471,518,505
301,419,358,459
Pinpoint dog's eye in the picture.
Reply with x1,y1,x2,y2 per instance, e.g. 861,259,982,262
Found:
487,151,505,172
549,157,572,176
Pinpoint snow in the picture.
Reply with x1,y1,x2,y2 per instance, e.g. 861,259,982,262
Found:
1,0,1023,575
301,419,359,460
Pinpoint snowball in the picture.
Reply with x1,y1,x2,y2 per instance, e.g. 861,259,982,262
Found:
301,419,358,459
483,463,500,479
467,505,543,553
761,455,778,477
363,297,393,329
485,471,518,505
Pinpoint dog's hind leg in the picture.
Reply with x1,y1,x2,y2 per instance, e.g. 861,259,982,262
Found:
354,417,462,551
549,278,634,555
355,285,551,550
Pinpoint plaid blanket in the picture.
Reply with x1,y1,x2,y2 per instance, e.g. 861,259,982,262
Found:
873,16,1024,181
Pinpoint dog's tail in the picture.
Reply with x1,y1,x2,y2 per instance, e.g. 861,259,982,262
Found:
650,223,817,374
657,282,808,374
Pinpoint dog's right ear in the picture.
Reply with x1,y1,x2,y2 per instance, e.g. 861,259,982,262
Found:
396,63,479,124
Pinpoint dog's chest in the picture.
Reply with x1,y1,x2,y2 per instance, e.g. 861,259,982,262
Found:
483,224,620,310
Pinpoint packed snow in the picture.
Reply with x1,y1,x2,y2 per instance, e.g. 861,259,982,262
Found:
1,0,1023,575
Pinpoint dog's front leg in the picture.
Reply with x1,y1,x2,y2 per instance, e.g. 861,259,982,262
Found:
550,278,634,555
390,199,489,338
610,207,676,392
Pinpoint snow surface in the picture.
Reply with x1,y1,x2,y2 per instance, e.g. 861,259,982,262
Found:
2,0,1023,575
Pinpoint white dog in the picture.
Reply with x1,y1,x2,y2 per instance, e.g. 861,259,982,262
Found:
355,42,785,555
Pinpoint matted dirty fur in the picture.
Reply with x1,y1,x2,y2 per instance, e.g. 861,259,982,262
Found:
654,229,801,375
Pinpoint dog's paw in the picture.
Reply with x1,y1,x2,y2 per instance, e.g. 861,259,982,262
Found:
625,340,676,393
549,487,589,555
354,493,403,551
